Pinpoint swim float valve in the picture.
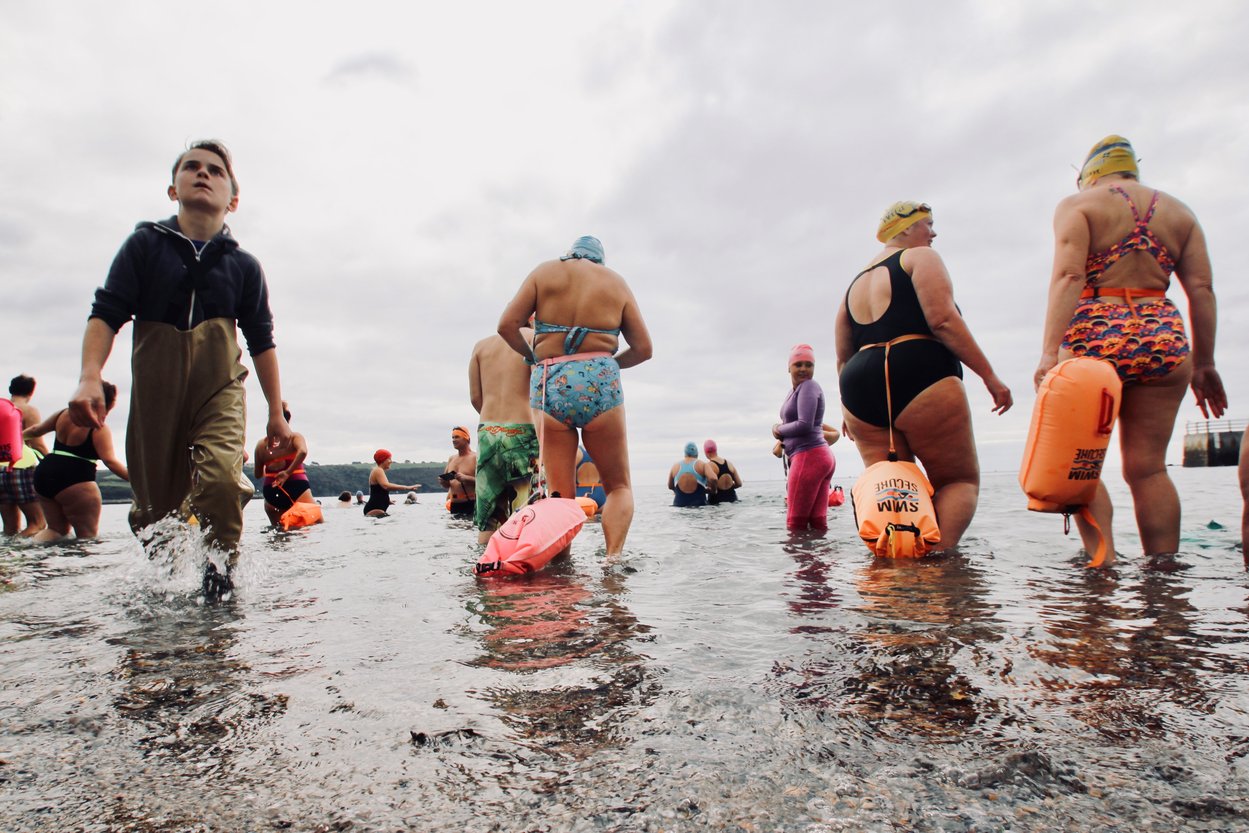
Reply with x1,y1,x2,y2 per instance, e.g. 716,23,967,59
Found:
1019,357,1121,567
851,459,940,558
475,497,585,578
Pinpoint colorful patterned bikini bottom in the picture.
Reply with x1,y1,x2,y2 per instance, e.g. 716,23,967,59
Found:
1062,295,1189,383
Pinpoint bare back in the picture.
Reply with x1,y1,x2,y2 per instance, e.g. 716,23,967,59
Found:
532,259,632,358
1074,179,1198,291
470,333,533,424
54,409,94,450
846,248,906,324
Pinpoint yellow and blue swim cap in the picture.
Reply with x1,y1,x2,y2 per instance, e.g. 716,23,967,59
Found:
876,201,932,244
1078,135,1138,188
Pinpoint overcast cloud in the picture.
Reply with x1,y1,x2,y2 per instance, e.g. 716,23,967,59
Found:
2,1,1245,487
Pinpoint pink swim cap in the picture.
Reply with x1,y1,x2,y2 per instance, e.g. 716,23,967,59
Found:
789,343,815,365
704,439,717,456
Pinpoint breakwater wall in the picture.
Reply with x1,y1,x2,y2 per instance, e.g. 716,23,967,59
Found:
1182,419,1246,467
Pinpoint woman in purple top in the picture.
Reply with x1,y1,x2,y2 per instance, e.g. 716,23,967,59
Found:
772,344,835,532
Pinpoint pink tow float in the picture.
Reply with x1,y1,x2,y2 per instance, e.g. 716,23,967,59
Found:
475,497,586,578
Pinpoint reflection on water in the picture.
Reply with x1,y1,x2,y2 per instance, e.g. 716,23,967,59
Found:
110,603,286,770
777,548,1003,739
457,560,658,788
1,473,1247,832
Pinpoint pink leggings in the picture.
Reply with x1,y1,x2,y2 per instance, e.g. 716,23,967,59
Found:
787,445,834,531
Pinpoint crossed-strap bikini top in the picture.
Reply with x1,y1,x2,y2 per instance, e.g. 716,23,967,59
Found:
1084,187,1176,286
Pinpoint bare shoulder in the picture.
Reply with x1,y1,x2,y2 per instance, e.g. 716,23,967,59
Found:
529,258,564,279
1054,191,1085,215
901,246,944,274
1155,188,1198,223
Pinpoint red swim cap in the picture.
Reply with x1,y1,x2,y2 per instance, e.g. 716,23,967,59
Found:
374,449,392,464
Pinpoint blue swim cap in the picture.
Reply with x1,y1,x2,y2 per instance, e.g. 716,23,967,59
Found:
684,442,698,457
560,235,604,264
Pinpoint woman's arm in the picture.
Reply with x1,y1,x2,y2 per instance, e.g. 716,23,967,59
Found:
834,301,855,375
497,271,540,359
271,435,309,488
776,381,823,437
616,289,654,370
23,409,64,439
1171,217,1226,418
94,426,129,481
253,440,268,478
908,248,1012,413
1035,197,1092,388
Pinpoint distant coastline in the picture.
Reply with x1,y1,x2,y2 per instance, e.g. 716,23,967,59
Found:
98,461,452,504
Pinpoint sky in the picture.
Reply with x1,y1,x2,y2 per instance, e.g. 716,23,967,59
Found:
2,1,1246,488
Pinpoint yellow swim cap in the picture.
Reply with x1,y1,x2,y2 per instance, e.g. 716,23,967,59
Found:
1078,135,1138,188
876,201,932,243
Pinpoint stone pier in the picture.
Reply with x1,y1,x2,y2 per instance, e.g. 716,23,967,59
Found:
1182,420,1245,467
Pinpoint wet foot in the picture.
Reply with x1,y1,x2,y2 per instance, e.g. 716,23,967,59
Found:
202,562,234,602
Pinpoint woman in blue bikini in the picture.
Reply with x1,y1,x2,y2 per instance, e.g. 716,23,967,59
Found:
498,236,653,555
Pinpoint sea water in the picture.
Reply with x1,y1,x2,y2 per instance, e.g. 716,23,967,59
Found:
1,468,1246,832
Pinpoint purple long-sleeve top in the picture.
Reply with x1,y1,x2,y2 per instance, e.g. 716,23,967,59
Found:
777,379,827,457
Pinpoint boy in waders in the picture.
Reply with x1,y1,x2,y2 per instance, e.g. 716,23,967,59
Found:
68,140,291,600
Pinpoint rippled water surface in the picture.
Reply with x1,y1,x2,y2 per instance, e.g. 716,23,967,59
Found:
2,469,1247,832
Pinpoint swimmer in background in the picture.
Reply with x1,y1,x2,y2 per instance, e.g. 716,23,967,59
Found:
253,402,318,526
1,374,48,537
355,490,364,505
23,381,129,542
773,344,834,532
836,201,1011,550
336,491,352,506
497,235,654,555
443,427,478,517
1036,136,1226,562
364,449,420,517
668,442,714,507
702,440,743,505
1240,426,1248,562
1239,425,1248,562
469,328,539,545
574,447,606,512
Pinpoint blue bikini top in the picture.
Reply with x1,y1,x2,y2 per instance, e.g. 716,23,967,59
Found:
532,319,621,355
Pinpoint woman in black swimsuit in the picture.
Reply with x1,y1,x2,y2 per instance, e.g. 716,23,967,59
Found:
835,202,1011,550
24,381,128,542
364,449,420,517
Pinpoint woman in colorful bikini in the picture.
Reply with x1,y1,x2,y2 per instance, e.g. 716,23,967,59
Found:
24,381,128,542
835,201,1012,550
253,403,319,526
498,235,653,555
773,344,835,532
1036,136,1226,561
